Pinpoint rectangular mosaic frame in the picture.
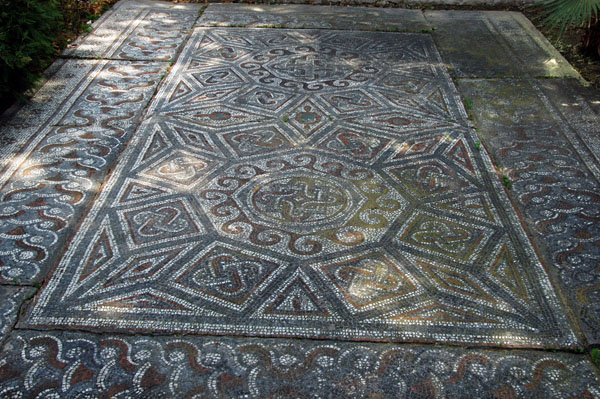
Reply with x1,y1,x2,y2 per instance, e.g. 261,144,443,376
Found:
26,28,577,348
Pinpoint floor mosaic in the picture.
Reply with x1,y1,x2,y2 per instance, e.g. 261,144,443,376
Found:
25,27,576,347
2,1,600,396
63,0,200,60
1,331,599,399
0,60,168,283
459,78,600,345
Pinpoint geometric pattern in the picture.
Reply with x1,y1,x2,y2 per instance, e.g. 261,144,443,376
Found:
458,78,600,345
27,28,576,347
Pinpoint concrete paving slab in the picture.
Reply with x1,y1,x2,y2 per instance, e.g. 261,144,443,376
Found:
425,11,580,79
0,60,168,283
24,27,578,349
458,78,600,345
63,0,200,60
0,331,599,398
197,3,431,31
0,286,33,344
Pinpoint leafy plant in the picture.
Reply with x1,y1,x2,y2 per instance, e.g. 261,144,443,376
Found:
0,0,117,110
59,0,114,33
0,0,62,106
536,0,599,33
502,175,512,190
535,0,600,55
463,97,473,111
592,347,600,365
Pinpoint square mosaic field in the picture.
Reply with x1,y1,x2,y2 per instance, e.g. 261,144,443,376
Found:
26,28,576,347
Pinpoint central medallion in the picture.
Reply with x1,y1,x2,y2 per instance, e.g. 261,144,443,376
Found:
242,170,362,235
238,44,379,91
267,47,354,81
253,176,346,223
196,152,407,256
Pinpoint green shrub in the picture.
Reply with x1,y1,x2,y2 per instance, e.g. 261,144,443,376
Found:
59,0,98,33
592,347,600,365
0,0,63,107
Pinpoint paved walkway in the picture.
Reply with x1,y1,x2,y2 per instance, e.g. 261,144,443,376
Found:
0,1,599,397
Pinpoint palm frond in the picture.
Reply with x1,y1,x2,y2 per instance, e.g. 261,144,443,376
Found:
534,0,600,35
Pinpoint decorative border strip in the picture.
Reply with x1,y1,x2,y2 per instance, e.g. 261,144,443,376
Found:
0,331,598,398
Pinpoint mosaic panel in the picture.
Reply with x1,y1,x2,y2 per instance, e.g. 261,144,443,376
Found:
0,61,168,282
27,28,576,347
1,331,599,399
459,78,600,344
424,11,579,78
63,2,200,61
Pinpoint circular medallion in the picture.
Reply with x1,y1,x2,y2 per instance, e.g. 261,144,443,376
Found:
267,48,354,82
197,153,407,256
239,170,364,235
252,175,348,225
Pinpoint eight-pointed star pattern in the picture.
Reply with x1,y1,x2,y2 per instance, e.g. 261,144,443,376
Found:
27,28,575,347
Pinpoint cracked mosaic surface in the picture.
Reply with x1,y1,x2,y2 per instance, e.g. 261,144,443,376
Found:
459,78,600,345
26,28,576,347
0,287,32,344
1,331,599,399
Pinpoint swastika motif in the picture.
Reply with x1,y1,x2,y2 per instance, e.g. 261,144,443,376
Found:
252,176,350,223
26,28,576,348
